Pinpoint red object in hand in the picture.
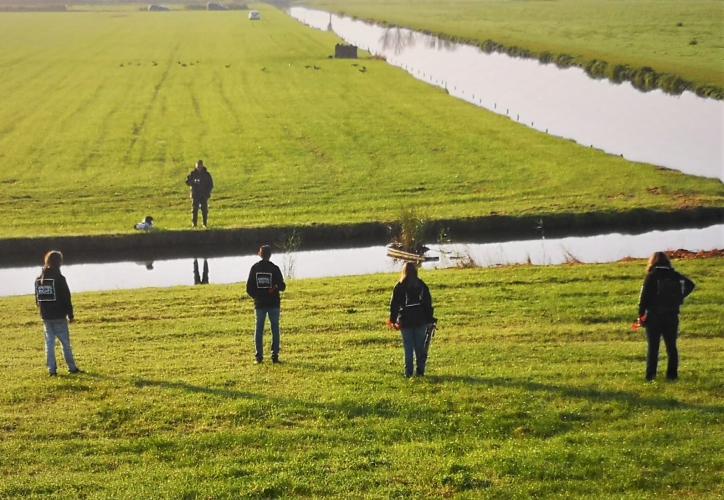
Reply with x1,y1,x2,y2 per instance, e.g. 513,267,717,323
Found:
631,314,648,332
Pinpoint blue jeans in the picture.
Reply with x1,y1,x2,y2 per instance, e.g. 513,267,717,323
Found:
43,319,78,374
401,324,428,377
255,307,280,360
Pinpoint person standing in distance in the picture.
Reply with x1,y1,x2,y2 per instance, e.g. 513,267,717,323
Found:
185,159,214,228
388,262,435,378
34,251,81,377
637,251,695,382
246,245,286,364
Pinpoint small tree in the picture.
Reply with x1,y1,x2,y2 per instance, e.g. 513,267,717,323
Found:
394,208,427,253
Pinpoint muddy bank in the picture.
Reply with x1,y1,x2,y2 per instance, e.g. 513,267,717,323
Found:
0,207,721,267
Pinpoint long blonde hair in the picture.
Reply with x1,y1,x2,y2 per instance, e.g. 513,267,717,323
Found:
398,261,419,284
646,251,671,273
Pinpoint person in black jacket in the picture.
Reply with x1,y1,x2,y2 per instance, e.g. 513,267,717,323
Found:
34,251,81,376
637,251,695,381
246,245,286,363
388,262,435,377
185,160,214,228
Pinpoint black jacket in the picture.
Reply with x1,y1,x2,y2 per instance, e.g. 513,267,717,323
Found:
389,278,434,328
34,268,74,320
246,259,286,309
185,167,214,200
638,266,695,317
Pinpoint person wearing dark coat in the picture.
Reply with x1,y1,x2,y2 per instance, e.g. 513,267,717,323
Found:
246,245,286,363
34,251,81,376
388,262,435,377
637,251,695,381
185,159,214,228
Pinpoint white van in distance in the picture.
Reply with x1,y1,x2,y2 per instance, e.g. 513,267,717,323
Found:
248,10,261,20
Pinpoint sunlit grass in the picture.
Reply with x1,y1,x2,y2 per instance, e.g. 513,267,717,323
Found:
1,257,722,496
0,6,721,238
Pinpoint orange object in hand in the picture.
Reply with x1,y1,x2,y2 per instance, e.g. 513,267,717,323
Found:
631,313,648,332
386,319,400,331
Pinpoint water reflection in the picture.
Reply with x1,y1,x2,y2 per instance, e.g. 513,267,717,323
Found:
379,27,456,54
193,258,209,285
290,7,724,180
0,225,720,297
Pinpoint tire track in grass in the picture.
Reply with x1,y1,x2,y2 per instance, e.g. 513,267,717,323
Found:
0,49,106,160
122,43,179,164
23,44,116,178
212,68,244,136
75,73,148,174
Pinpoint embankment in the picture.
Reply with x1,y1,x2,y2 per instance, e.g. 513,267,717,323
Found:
1,207,721,266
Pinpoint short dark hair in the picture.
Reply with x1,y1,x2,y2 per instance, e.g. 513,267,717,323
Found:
258,244,272,259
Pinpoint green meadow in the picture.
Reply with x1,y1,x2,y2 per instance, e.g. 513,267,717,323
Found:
1,257,722,497
0,6,722,238
305,0,724,96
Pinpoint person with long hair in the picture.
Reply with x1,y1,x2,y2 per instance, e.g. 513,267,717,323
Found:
637,251,695,381
34,251,81,376
388,262,435,378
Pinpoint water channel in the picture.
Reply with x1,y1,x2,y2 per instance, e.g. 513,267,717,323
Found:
288,7,724,181
1,224,721,297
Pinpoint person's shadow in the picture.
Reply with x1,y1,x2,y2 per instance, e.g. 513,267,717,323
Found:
193,258,209,285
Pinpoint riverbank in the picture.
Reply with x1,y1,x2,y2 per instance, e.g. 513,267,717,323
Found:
303,0,724,99
1,207,722,266
2,257,722,496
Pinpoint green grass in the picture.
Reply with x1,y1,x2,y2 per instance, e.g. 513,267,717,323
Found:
304,0,724,96
1,257,722,497
0,7,722,238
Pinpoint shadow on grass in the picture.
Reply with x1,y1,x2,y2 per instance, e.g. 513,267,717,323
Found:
426,374,723,414
133,378,262,401
75,369,722,417
132,376,405,420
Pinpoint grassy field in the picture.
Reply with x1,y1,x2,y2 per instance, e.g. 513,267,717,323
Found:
1,257,722,497
0,6,722,238
303,0,724,96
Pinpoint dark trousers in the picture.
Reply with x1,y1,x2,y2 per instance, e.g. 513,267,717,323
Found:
645,315,679,380
192,197,208,226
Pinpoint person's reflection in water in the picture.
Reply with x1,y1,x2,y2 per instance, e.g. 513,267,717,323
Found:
193,258,209,285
